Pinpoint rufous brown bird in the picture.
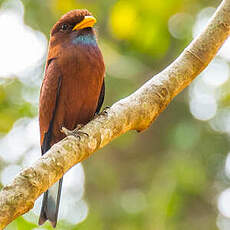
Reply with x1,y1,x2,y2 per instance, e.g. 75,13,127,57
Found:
38,9,105,227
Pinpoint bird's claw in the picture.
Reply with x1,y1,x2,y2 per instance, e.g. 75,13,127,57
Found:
61,125,88,140
101,106,110,115
94,106,110,118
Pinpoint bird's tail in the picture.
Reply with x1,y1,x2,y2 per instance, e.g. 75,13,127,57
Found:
38,177,63,228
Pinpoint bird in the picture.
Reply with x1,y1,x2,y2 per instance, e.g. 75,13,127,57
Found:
38,9,105,227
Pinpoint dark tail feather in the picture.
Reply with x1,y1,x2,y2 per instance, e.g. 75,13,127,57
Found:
39,178,63,228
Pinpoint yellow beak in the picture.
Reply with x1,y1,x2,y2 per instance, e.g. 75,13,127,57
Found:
72,16,97,31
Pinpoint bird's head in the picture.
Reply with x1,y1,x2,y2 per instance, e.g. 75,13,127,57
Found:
50,9,97,47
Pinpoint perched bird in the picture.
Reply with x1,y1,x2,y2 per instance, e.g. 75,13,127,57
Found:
38,9,105,227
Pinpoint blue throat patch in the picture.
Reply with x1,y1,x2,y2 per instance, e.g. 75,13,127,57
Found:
72,34,97,46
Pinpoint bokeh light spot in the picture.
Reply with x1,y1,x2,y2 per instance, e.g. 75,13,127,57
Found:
190,95,217,121
225,153,230,178
201,58,229,87
192,7,215,38
168,13,193,39
0,0,47,78
121,189,146,214
110,1,137,39
0,117,40,163
218,188,230,218
1,164,22,185
219,37,230,61
217,214,230,230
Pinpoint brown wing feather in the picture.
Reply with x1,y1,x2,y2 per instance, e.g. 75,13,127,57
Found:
95,79,105,114
39,59,62,150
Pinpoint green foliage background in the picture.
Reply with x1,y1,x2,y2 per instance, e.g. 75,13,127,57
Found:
0,0,228,229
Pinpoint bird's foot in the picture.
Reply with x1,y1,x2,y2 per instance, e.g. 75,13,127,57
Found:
101,106,110,115
61,124,88,140
94,106,110,119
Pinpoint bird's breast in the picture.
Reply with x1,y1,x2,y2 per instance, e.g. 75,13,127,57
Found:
55,39,105,128
45,38,105,145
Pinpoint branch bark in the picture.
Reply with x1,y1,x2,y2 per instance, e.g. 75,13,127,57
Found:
1,0,230,228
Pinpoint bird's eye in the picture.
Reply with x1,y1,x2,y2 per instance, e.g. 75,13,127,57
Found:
61,24,69,31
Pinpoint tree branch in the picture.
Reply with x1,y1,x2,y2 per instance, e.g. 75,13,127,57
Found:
1,0,230,228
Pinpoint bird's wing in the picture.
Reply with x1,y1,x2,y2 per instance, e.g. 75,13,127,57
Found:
95,79,105,114
39,59,62,154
